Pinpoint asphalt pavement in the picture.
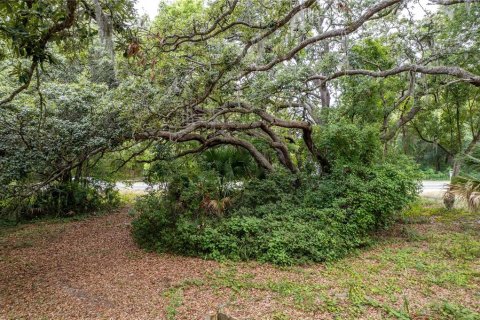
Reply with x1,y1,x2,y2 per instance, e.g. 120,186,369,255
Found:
115,180,451,196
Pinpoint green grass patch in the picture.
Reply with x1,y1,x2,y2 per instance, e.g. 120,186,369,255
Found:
430,301,480,320
164,287,184,320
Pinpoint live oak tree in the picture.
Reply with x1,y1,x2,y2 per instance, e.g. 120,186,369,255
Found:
1,0,479,201
121,0,478,165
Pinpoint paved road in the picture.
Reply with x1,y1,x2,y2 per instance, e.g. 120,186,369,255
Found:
421,180,449,199
115,181,163,192
115,180,451,193
421,180,449,192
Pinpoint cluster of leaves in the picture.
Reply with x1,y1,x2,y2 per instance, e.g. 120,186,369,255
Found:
132,124,421,265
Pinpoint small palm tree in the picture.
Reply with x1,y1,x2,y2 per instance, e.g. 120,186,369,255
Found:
450,176,480,212
202,146,261,184
449,155,480,212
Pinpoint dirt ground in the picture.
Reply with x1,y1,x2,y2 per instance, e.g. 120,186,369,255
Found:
1,206,479,319
0,210,222,319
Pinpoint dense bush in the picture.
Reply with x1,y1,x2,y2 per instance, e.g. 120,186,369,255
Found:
132,154,421,265
1,180,120,221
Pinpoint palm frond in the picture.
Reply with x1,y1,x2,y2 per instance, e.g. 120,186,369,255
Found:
449,175,480,212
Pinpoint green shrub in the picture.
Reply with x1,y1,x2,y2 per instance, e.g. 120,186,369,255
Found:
132,156,420,265
1,180,119,221
420,168,449,180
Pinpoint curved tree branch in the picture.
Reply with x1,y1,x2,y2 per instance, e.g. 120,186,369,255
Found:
309,64,480,87
0,60,38,108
